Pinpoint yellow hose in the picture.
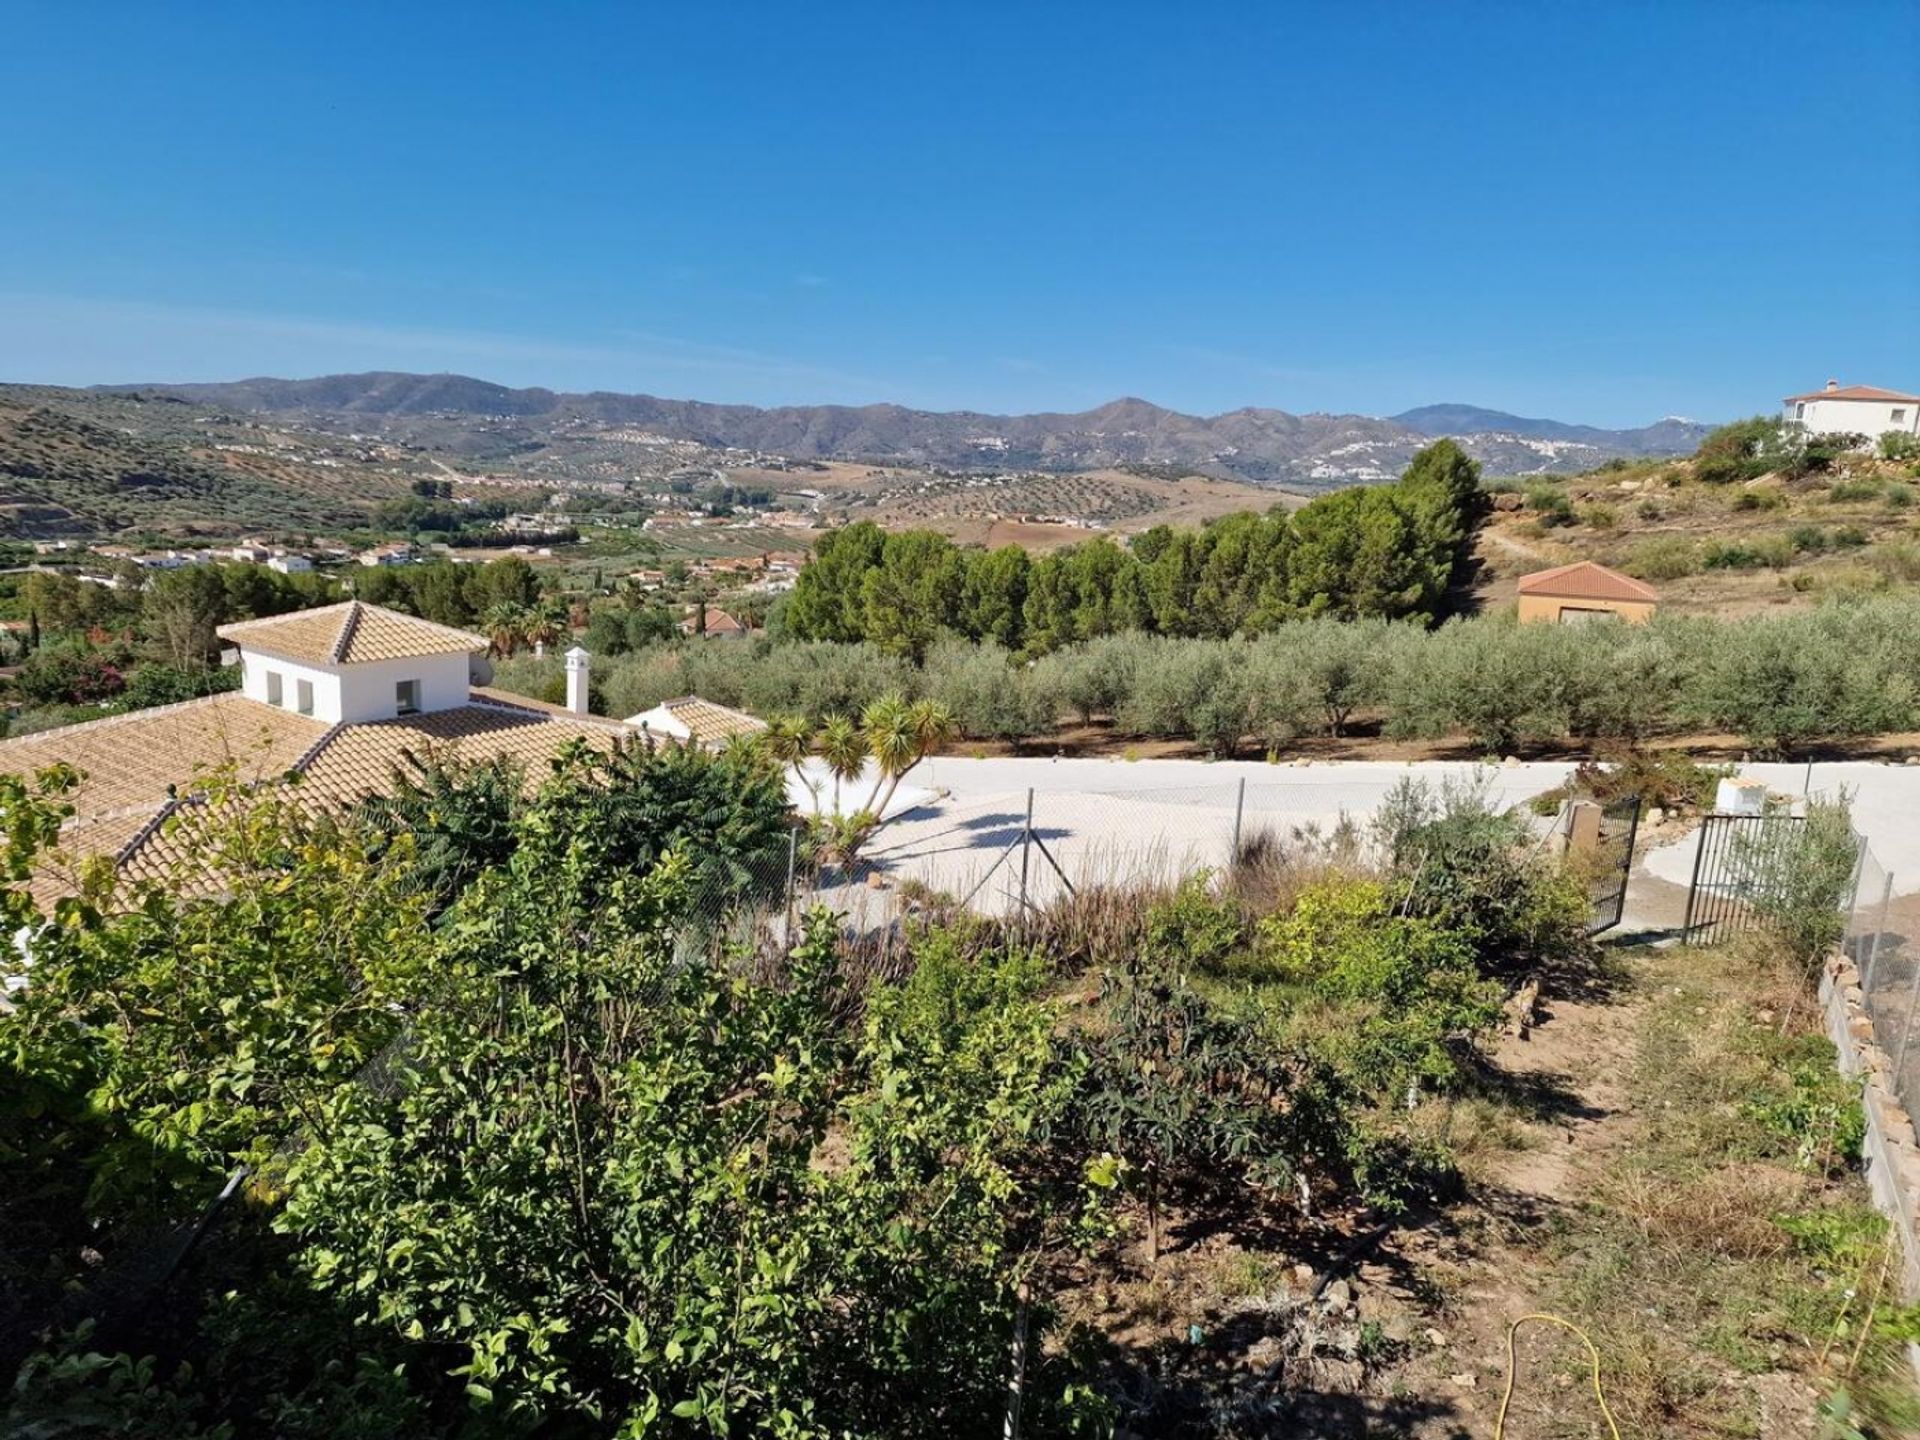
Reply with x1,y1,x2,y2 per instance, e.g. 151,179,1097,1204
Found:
1494,1313,1623,1440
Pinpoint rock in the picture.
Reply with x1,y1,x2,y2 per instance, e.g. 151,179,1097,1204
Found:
1320,1278,1353,1313
1423,1327,1448,1348
1449,1371,1479,1390
1292,1263,1316,1286
866,871,888,890
1502,755,1520,768
1647,806,1665,825
1492,492,1524,512
1244,1336,1286,1372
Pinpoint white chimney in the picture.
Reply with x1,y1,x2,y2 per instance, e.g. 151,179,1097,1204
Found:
564,646,591,716
1826,378,1840,392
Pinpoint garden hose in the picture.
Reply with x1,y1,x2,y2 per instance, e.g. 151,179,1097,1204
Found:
1494,1313,1622,1440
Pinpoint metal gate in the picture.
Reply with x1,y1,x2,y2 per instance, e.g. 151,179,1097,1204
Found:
1586,795,1642,935
1682,812,1806,945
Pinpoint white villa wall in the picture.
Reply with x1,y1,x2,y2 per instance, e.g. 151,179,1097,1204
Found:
238,647,471,724
1787,396,1919,442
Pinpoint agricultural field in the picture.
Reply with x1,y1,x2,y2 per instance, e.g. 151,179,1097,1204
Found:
732,461,1299,550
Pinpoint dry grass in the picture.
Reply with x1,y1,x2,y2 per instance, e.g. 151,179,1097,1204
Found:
1539,938,1919,1437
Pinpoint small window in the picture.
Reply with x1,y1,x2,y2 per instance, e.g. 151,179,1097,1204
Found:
295,678,315,716
395,679,421,716
1894,409,1908,425
265,670,283,706
1794,402,1806,420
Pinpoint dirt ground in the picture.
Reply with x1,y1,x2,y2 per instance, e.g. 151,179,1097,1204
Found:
1065,920,1914,1438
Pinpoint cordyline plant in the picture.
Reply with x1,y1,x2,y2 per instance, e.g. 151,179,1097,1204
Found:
766,692,956,869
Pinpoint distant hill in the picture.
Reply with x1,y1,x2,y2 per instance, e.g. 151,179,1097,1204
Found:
1392,404,1711,456
98,373,1715,487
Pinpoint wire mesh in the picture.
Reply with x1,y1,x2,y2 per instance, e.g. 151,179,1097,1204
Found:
1843,841,1920,1125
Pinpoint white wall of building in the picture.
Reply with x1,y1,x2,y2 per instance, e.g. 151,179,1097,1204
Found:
1786,396,1920,442
238,647,471,724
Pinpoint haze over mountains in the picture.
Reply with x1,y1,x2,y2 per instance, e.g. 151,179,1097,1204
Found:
99,372,1715,487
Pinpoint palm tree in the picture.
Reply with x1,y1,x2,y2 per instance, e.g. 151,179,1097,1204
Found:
859,694,954,819
762,714,817,809
522,602,565,657
817,713,869,815
481,603,528,659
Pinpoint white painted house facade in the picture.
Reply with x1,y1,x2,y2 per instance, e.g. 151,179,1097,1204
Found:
218,602,493,725
1783,381,1920,445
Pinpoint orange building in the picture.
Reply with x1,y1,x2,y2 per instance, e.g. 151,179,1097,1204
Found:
1515,561,1658,625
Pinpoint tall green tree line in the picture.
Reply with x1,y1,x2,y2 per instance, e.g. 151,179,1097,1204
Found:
782,440,1484,658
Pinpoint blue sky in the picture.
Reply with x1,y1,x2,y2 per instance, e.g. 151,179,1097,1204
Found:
1,1,1915,426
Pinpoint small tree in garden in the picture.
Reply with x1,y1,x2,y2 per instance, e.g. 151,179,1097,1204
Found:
1731,792,1860,975
1073,966,1310,1262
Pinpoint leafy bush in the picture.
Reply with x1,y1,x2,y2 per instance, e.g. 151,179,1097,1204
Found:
1578,502,1619,528
1568,749,1730,813
1373,777,1593,983
1729,792,1859,973
1626,536,1701,581
1694,416,1790,485
1731,487,1785,512
1828,478,1883,503
1789,525,1829,554
1524,485,1575,526
1880,431,1920,463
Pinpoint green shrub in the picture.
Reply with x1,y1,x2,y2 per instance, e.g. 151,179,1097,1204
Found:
1703,539,1785,569
1788,525,1829,554
1578,502,1619,529
1627,536,1702,581
1828,478,1883,503
1883,481,1913,509
1880,432,1920,463
1144,872,1245,971
1525,485,1575,526
1731,487,1786,512
1693,416,1790,485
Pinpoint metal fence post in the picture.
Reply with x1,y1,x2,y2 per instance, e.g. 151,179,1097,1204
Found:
1231,777,1247,865
1018,788,1034,920
783,828,798,949
1864,871,1895,992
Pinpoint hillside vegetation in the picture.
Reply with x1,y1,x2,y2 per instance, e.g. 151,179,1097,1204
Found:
1473,419,1920,618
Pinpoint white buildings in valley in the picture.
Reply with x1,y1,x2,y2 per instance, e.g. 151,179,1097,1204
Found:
1783,380,1919,445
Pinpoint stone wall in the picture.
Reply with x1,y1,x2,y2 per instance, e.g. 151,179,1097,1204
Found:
1820,953,1920,1378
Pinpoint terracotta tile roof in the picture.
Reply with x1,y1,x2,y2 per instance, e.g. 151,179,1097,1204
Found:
1784,384,1920,404
682,608,749,637
293,703,625,810
216,602,486,665
631,695,768,748
2,690,627,905
1516,560,1660,604
0,691,328,822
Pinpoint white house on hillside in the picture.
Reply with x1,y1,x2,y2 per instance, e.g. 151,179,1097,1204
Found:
219,603,488,723
1783,380,1920,444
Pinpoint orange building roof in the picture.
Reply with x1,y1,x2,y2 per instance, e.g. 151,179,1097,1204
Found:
1783,383,1920,404
1515,560,1659,604
217,601,486,665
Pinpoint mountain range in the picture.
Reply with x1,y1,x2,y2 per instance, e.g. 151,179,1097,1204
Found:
97,373,1715,487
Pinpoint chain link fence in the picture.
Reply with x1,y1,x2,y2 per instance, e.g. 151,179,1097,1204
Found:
833,769,1572,926
1843,839,1920,1126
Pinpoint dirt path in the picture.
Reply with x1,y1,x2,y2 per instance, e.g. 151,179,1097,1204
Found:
1364,974,1652,1437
